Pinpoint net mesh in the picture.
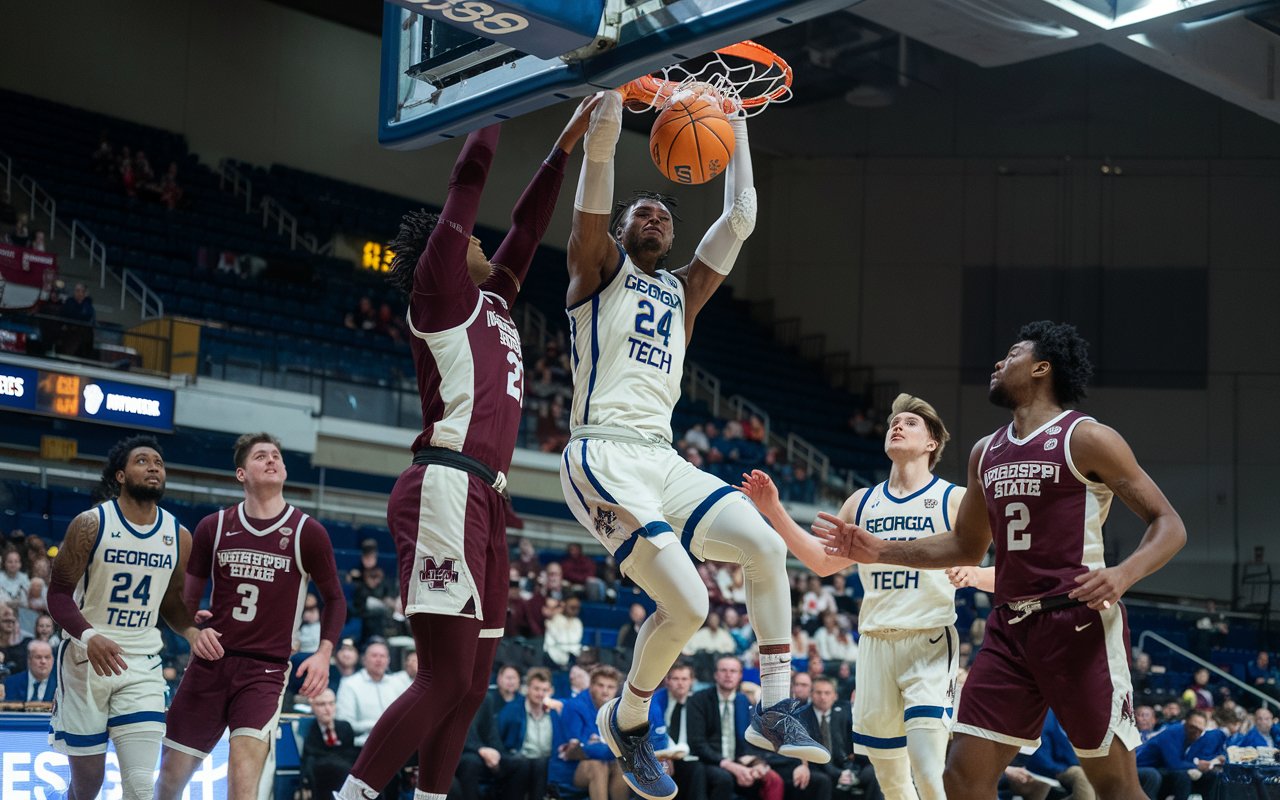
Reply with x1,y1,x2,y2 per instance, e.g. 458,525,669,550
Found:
622,42,792,118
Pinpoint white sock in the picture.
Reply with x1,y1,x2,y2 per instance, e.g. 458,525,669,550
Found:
758,651,792,708
617,683,652,731
415,792,446,800
337,777,379,800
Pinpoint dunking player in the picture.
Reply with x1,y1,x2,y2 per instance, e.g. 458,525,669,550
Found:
560,90,826,800
818,321,1187,800
47,435,223,800
156,433,345,800
741,393,963,800
334,98,598,800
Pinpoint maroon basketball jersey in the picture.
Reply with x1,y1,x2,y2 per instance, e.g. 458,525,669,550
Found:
979,410,1114,606
407,289,523,473
191,504,320,660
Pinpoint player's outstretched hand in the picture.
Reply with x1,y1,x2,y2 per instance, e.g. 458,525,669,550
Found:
557,93,604,155
737,469,780,512
191,627,224,661
86,633,129,677
1068,564,1132,611
296,650,331,699
946,566,978,589
194,609,213,623
811,512,881,563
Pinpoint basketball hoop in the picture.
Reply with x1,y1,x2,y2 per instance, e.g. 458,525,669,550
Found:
618,40,793,118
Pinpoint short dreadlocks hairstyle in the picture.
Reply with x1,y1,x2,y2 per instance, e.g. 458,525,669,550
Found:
386,208,441,298
612,191,681,268
1018,320,1093,405
96,435,163,501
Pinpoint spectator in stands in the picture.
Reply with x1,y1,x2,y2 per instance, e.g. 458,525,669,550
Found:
544,596,584,668
561,542,604,601
799,575,835,632
745,414,766,443
347,538,380,584
509,538,539,583
684,610,736,657
159,161,183,211
568,664,591,698
2,638,56,703
302,688,359,800
535,340,571,387
1183,668,1215,711
498,666,559,800
1192,600,1229,656
1240,706,1278,747
786,464,817,504
0,548,29,609
453,695,528,800
791,672,813,704
32,613,59,647
30,230,47,253
687,656,784,800
697,561,727,608
1025,709,1096,800
1136,705,1160,743
345,296,378,332
329,638,360,693
791,624,811,664
722,607,754,654
0,605,30,673
336,639,398,747
297,594,322,654
715,563,747,607
354,565,397,643
216,250,243,278
11,213,31,247
549,664,629,800
683,448,706,469
491,664,523,711
1132,651,1156,701
390,649,417,693
1161,701,1184,725
59,282,96,358
536,394,572,453
812,611,858,664
506,567,547,641
835,661,856,702
617,602,646,656
1246,650,1280,706
541,561,569,602
683,423,711,455
1136,707,1224,800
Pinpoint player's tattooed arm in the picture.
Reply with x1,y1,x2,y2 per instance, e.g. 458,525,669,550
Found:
161,525,224,661
48,511,128,676
1067,421,1186,609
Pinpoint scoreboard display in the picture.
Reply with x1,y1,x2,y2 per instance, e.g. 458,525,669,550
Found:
0,360,175,433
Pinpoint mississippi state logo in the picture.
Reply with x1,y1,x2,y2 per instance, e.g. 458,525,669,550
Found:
420,557,460,591
279,537,290,550
1046,425,1063,436
1044,438,1059,451
593,507,617,538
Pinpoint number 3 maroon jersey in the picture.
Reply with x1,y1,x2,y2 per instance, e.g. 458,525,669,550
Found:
187,504,329,660
979,410,1114,606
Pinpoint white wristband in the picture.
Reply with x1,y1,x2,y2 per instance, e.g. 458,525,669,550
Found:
81,628,99,645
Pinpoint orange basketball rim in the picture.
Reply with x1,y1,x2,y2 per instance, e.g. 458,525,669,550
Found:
618,40,794,116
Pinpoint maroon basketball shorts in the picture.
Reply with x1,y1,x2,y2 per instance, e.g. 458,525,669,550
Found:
389,463,509,638
954,599,1140,757
163,653,289,757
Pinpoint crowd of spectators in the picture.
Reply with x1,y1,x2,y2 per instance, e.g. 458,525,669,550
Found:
91,133,184,210
344,294,409,343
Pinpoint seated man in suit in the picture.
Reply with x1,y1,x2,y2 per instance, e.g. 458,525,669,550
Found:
301,689,359,799
688,656,785,800
498,667,560,800
549,664,631,800
654,661,730,800
453,694,528,800
1135,708,1225,800
2,639,56,703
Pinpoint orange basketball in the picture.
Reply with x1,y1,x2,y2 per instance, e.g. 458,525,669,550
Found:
649,94,735,185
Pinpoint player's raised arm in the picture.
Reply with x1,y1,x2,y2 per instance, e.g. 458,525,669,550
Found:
161,525,223,661
47,510,129,676
567,91,625,306
738,469,854,577
485,96,599,307
1065,421,1186,609
673,111,755,336
816,438,994,569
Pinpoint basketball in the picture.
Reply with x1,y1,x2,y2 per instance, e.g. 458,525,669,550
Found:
649,93,735,185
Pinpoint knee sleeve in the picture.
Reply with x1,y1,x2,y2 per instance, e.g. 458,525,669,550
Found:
113,729,162,800
905,728,948,800
625,541,707,691
700,499,790,645
869,753,918,800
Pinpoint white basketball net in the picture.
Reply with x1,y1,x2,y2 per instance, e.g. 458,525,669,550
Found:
625,46,793,118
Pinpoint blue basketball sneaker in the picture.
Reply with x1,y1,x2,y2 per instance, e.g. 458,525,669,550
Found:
597,696,678,800
745,698,831,763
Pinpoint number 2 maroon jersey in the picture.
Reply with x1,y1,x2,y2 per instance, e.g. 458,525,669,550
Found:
188,504,331,661
406,289,523,473
979,410,1115,606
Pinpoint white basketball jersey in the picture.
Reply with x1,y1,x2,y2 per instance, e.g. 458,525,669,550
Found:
854,476,958,633
75,500,180,655
567,251,685,442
